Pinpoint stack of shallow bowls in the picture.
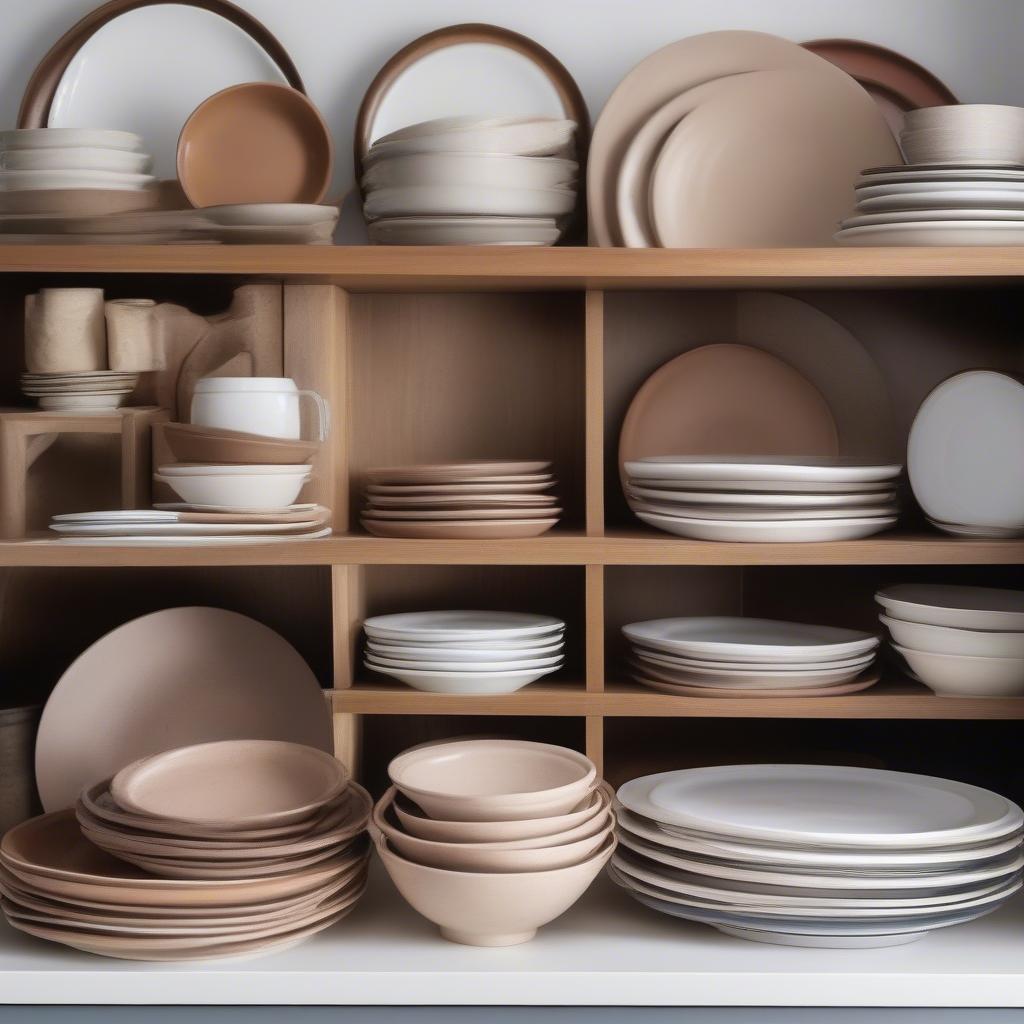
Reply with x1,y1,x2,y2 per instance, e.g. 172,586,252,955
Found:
363,116,577,245
20,369,139,411
878,584,1024,697
837,105,1024,246
0,740,371,961
361,460,560,539
364,610,565,695
623,617,880,699
372,738,615,946
624,457,901,542
611,765,1024,948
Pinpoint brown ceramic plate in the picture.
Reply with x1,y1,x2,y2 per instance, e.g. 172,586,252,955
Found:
163,423,319,465
177,83,332,207
361,518,558,540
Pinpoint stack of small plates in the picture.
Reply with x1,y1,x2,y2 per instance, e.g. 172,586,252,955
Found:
623,617,880,699
611,765,1024,948
363,116,577,245
0,740,371,961
363,611,565,694
361,460,560,539
878,584,1024,697
624,457,901,542
21,370,139,411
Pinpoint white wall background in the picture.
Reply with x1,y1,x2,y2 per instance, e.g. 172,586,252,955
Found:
2,0,1023,239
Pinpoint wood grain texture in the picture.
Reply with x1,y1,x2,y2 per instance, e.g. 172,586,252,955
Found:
584,290,605,535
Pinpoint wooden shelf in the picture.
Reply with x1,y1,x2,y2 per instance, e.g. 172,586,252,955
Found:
5,245,1024,289
331,680,588,716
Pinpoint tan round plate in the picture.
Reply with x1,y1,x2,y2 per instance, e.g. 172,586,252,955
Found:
366,461,550,484
366,493,558,508
361,518,558,540
618,344,838,475
631,671,880,699
178,83,332,207
364,507,562,521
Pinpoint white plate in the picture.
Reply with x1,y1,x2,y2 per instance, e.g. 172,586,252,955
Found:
366,640,562,662
844,208,1024,227
50,521,322,537
630,658,871,690
909,370,1024,530
859,167,1024,185
364,185,575,220
629,499,897,522
154,503,317,516
625,457,901,485
894,645,1024,698
368,215,560,246
47,6,291,179
363,508,561,522
615,809,1022,871
365,493,557,508
367,117,575,158
880,615,1024,658
929,518,1024,539
635,510,897,542
201,204,339,227
366,653,562,673
626,485,896,508
363,153,576,191
837,221,1024,245
35,608,331,810
876,584,1024,631
0,169,154,191
363,611,564,643
38,395,125,410
616,766,1024,849
56,529,332,547
0,129,142,151
367,479,553,495
158,464,311,478
0,148,152,173
623,617,877,663
363,663,559,695
628,647,874,672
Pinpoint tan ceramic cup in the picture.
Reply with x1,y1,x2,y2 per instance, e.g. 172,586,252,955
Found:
25,288,106,372
106,298,162,371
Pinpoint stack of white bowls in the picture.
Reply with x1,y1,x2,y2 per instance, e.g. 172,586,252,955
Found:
0,741,371,961
364,611,565,695
371,738,615,946
624,617,880,699
611,765,1024,948
0,129,155,205
878,584,1024,697
837,105,1024,246
362,116,578,245
624,457,902,542
21,369,139,411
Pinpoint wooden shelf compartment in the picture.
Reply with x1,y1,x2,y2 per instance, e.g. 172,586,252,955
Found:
331,680,588,716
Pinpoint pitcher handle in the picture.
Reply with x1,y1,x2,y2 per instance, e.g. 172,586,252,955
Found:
298,389,330,442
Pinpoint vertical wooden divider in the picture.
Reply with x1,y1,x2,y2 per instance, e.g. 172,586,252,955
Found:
584,291,606,775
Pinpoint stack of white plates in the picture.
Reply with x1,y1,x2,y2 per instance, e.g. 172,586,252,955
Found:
623,617,880,699
363,116,577,245
624,457,901,542
878,584,1024,697
363,611,565,695
361,460,560,539
611,765,1024,948
21,370,139,411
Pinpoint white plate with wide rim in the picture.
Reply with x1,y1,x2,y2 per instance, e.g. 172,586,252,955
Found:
876,584,1024,631
627,647,874,673
615,808,1023,870
46,5,292,180
635,511,896,542
837,221,1024,245
363,663,559,695
859,167,1024,185
363,611,563,643
630,670,879,700
622,618,877,663
0,169,155,191
626,485,897,508
616,765,1024,850
368,216,560,246
366,653,562,673
363,153,577,192
629,477,896,495
364,185,575,221
844,208,1024,227
632,654,872,689
0,148,152,173
368,632,565,653
628,499,897,522
880,615,1024,658
625,457,901,485
366,640,563,662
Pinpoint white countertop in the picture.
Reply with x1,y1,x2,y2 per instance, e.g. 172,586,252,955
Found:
2,864,1023,1007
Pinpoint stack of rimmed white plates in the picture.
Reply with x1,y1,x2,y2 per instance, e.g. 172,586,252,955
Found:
623,617,880,699
624,457,902,542
364,611,565,694
611,765,1024,948
363,116,577,245
878,584,1024,697
361,460,560,539
0,741,371,961
21,370,139,411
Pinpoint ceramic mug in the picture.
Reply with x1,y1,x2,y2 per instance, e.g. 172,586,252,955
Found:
190,377,330,441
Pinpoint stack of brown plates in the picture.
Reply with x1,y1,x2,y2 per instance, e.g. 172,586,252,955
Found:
0,741,371,961
361,460,560,539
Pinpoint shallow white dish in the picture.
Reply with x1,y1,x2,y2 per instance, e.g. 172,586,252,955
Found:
363,611,563,643
629,647,874,673
635,510,896,542
843,208,1024,227
616,765,1024,849
859,166,1024,185
894,645,1024,697
0,169,154,191
38,395,126,411
364,185,575,220
366,640,562,662
0,128,142,151
625,458,901,485
626,485,896,508
629,499,897,522
366,653,562,673
365,663,559,695
46,5,291,179
633,653,872,689
880,615,1024,658
363,153,576,191
154,468,310,511
928,518,1023,539
57,529,332,547
366,119,575,161
837,221,1024,245
368,216,560,246
876,585,1024,631
0,147,152,173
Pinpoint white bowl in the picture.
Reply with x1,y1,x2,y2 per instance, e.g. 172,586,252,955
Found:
154,467,310,510
894,645,1024,697
881,615,1024,658
876,584,1024,631
362,153,577,191
363,184,576,221
366,663,559,695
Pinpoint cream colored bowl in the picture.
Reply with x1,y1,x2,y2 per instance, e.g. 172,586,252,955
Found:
393,785,609,843
373,789,613,871
374,831,615,946
387,739,597,822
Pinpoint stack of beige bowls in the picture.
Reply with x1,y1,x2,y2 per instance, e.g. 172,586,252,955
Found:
0,740,371,961
372,738,615,946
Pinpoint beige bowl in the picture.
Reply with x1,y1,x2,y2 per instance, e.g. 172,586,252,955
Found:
374,831,615,946
373,790,613,872
393,785,609,843
900,106,1024,165
388,739,596,822
164,423,319,466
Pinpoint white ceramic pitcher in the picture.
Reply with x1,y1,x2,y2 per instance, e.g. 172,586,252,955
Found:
190,377,330,441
